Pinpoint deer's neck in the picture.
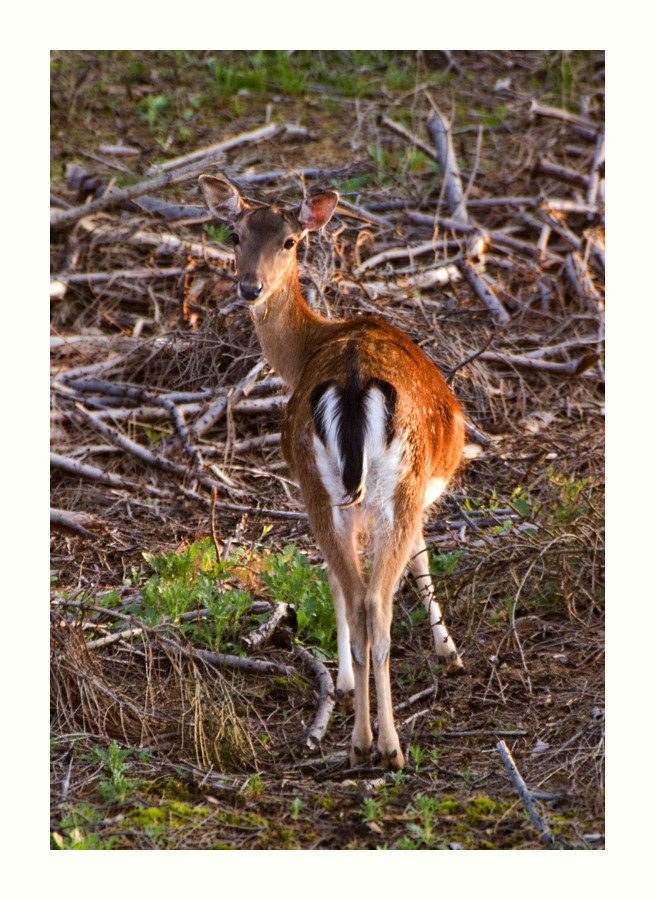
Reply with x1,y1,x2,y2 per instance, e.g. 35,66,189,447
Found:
251,273,332,389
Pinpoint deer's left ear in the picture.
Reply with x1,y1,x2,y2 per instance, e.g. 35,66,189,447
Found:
199,175,245,221
297,191,339,231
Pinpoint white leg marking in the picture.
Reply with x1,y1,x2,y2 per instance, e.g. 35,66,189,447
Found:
408,533,463,669
328,571,355,698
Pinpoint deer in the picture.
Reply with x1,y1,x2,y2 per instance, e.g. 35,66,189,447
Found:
199,174,465,770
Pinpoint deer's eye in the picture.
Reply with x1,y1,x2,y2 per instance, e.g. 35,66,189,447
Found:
230,232,240,246
283,238,296,250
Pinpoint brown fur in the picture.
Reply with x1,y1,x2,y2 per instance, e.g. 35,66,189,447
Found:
199,175,464,769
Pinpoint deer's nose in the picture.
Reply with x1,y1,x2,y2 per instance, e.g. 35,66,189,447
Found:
239,276,263,301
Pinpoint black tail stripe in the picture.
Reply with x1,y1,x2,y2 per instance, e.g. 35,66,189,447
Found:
369,378,397,445
310,379,338,445
310,370,398,501
339,365,367,497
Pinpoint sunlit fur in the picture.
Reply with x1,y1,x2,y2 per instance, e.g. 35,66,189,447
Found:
200,175,465,770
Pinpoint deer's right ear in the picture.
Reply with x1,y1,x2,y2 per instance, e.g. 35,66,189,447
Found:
199,175,244,220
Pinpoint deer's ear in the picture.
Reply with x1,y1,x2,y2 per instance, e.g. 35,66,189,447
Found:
297,191,339,231
199,175,244,220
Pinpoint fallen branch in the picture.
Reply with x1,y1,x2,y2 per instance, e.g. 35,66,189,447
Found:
50,156,228,232
480,350,599,375
528,99,603,135
292,643,336,750
534,158,590,190
50,507,97,538
191,360,267,439
243,602,291,650
427,108,510,324
587,133,605,205
159,636,292,677
75,403,193,479
378,114,440,162
496,740,559,849
145,122,285,176
459,262,511,325
50,451,168,497
76,217,232,265
426,109,470,223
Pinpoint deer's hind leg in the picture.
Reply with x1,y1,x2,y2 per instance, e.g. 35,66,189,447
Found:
408,530,464,675
300,488,373,765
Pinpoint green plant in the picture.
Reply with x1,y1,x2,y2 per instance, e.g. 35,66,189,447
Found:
139,93,170,130
204,222,233,244
261,545,336,657
93,741,142,804
289,797,303,820
51,804,117,850
403,793,440,847
360,796,384,823
134,539,253,652
243,773,264,794
408,744,427,772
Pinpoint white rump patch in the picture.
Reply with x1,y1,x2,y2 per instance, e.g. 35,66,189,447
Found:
313,382,402,520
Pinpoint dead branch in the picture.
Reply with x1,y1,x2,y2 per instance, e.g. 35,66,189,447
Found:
50,451,168,496
191,360,267,439
480,350,599,375
159,636,293,677
74,403,195,479
75,217,232,265
528,99,603,135
335,197,393,229
145,122,285,176
50,158,222,232
292,644,336,750
459,261,511,325
52,266,189,285
426,109,470,223
50,507,97,538
496,740,559,849
243,602,291,650
587,133,605,205
534,158,590,190
378,114,440,162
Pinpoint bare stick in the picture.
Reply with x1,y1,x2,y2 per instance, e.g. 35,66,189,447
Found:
426,109,470,223
528,99,602,134
354,239,451,276
50,156,226,231
459,262,511,325
378,114,440,162
158,636,293,677
145,122,284,176
52,267,189,285
426,109,510,324
75,217,232,265
74,403,192,478
480,350,598,375
534,158,590,190
587,133,605,205
243,602,291,651
191,360,266,439
292,644,336,750
50,508,97,538
496,740,559,849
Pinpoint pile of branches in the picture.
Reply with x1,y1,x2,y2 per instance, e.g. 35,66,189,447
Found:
50,101,604,535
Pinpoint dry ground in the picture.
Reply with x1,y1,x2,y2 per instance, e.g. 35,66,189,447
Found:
50,51,604,850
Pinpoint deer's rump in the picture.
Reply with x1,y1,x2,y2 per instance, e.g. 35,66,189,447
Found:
281,319,464,518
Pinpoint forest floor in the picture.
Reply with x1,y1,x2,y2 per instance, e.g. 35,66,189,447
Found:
50,51,604,850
